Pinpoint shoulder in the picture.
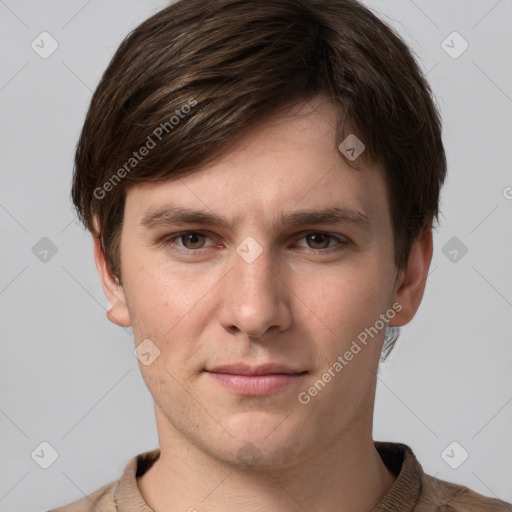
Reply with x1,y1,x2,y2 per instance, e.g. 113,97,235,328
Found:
374,441,512,512
46,480,116,512
46,449,160,512
417,472,512,511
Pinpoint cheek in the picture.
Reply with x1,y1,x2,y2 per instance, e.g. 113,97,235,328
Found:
124,257,195,322
123,258,221,369
294,265,392,367
125,271,174,337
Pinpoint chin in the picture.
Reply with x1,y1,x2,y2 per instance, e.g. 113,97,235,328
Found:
207,416,311,471
217,439,307,471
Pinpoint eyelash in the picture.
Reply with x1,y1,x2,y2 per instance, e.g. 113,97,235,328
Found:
161,230,348,254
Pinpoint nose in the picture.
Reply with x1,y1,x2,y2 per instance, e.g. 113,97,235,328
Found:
218,245,293,339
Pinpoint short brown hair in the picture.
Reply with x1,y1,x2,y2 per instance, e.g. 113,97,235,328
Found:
72,0,446,344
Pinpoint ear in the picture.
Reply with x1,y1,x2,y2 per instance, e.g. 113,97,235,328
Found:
92,232,131,328
390,225,433,327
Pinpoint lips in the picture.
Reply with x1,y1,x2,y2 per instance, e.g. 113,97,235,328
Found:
205,363,307,395
206,363,304,376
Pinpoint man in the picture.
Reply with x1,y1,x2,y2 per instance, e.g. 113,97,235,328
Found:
50,0,512,510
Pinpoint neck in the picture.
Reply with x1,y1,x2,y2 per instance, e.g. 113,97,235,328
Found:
138,408,396,512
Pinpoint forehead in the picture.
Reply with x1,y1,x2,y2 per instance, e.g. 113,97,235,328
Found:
124,98,389,232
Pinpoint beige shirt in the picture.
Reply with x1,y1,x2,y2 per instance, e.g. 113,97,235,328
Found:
48,442,512,511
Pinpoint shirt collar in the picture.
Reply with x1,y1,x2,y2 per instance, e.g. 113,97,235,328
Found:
372,442,422,511
113,449,160,511
113,442,423,511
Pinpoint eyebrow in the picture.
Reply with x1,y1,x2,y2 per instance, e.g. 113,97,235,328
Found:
139,204,371,232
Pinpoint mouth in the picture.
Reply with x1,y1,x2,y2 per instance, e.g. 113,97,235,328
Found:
204,363,308,395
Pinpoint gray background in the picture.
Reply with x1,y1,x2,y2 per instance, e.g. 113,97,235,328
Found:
0,0,511,510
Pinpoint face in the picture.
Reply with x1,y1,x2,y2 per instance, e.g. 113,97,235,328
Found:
96,97,430,470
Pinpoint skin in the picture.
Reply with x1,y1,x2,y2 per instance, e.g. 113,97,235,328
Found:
93,96,433,511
